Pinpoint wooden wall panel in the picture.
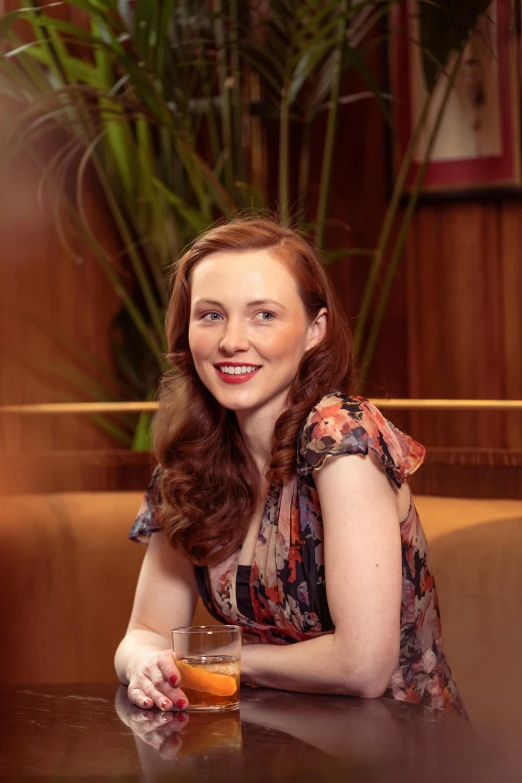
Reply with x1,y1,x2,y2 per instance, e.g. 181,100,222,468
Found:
406,202,522,450
500,203,522,450
0,99,123,454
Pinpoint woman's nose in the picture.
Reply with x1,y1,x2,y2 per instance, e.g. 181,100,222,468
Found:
219,319,250,354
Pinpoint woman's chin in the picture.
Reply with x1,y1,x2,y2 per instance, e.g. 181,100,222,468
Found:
207,383,266,414
202,375,290,417
215,392,259,413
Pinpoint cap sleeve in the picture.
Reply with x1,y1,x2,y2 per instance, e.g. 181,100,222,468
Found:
297,393,425,489
128,465,163,543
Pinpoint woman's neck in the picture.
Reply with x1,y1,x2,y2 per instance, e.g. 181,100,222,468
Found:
235,394,286,476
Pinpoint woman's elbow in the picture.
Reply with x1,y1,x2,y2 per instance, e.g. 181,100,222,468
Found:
337,651,398,699
343,673,390,699
355,678,389,699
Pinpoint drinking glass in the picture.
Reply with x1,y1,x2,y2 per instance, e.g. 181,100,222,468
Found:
171,625,242,711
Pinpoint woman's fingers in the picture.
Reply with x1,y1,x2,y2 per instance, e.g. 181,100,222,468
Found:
128,687,155,710
146,670,188,711
151,654,189,708
127,649,189,711
128,682,175,712
139,679,179,711
128,681,188,712
149,664,182,701
156,650,181,688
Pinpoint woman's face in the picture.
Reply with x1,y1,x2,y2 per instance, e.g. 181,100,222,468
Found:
188,249,326,416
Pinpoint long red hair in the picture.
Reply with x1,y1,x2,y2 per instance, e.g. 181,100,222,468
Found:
154,217,354,565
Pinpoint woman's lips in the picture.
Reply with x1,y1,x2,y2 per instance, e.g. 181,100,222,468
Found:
214,366,261,384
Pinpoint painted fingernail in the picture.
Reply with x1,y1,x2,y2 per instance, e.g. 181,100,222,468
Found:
170,675,179,686
143,699,151,707
177,712,186,722
161,699,170,709
176,699,186,710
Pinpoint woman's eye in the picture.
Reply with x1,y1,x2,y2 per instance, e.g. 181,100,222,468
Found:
256,311,276,322
201,312,223,321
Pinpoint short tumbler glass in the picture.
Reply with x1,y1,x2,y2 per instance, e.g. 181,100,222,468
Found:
171,625,242,711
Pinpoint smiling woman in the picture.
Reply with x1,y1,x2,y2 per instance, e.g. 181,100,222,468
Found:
155,221,348,565
114,217,467,721
189,250,326,419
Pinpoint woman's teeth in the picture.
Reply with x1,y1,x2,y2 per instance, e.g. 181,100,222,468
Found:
218,365,259,375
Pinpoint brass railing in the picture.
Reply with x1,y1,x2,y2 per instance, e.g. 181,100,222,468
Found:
1,399,522,414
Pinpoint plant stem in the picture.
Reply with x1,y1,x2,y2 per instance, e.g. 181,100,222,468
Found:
214,0,234,195
279,84,290,223
25,0,68,88
198,44,221,166
229,0,245,203
88,151,166,347
297,120,311,221
315,3,348,249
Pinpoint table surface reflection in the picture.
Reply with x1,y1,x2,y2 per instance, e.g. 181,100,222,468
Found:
0,683,517,782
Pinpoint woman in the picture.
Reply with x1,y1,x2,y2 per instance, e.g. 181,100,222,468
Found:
115,217,466,717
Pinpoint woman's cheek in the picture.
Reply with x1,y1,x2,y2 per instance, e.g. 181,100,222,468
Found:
188,329,214,360
266,327,308,362
262,326,298,356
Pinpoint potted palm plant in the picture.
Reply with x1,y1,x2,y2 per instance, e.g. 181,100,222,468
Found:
0,0,490,448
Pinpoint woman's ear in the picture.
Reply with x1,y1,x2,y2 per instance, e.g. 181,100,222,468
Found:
307,308,328,350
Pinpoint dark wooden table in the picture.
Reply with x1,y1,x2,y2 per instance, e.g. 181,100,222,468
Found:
0,683,516,782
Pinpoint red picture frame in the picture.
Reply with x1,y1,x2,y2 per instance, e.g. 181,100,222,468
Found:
390,0,521,194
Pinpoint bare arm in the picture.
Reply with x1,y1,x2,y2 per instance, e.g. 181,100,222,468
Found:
241,454,404,697
114,530,199,710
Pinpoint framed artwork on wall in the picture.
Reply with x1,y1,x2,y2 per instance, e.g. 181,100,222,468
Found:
389,0,521,196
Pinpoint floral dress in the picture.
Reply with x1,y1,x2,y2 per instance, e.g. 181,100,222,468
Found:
129,392,467,718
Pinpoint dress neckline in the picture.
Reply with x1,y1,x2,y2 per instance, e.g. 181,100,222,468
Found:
206,477,297,626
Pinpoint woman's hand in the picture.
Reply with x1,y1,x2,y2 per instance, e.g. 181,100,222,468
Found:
126,649,189,712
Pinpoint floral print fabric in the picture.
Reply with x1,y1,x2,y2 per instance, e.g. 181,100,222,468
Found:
129,392,466,718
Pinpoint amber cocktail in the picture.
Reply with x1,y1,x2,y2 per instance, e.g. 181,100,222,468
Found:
171,626,241,711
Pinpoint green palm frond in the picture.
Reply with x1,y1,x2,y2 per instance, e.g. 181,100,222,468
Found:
0,0,490,421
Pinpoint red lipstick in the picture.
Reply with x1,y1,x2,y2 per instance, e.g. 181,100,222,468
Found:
214,362,261,384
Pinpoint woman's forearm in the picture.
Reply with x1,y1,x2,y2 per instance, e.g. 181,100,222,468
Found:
114,628,171,684
240,633,395,698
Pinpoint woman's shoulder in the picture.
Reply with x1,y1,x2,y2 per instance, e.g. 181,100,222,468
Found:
297,391,425,489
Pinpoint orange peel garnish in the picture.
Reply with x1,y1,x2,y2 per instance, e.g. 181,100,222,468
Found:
176,660,237,697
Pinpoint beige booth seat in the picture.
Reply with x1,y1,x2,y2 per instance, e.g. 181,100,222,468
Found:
2,491,522,748
415,495,522,755
1,492,217,687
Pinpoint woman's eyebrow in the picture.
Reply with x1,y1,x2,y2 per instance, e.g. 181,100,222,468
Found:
193,298,286,309
247,298,286,309
193,298,223,308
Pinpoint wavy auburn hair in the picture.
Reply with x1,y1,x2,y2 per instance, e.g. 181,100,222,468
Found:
154,217,354,565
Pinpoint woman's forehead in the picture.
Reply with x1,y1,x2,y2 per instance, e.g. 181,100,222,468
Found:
190,249,299,293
